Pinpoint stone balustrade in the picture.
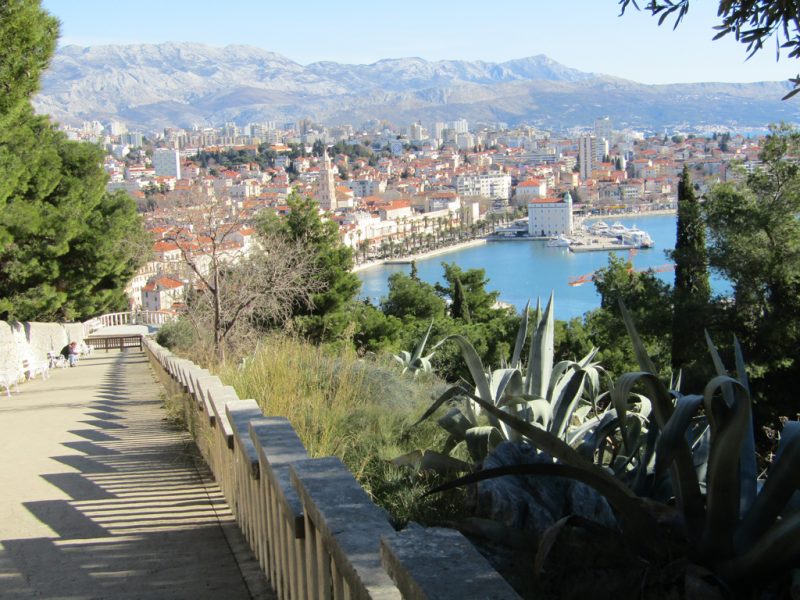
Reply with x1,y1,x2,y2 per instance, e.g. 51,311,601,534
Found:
143,337,521,600
97,310,176,329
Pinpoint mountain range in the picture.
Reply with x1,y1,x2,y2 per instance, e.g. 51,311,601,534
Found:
33,42,800,132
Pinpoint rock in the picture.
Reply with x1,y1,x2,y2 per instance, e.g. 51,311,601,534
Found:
477,441,617,537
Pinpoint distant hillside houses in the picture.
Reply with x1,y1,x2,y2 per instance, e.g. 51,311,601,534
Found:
95,115,763,305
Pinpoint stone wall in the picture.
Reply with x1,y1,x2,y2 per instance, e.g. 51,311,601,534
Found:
0,320,86,372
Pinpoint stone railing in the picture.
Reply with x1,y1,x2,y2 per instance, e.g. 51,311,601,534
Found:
143,337,520,600
95,310,176,329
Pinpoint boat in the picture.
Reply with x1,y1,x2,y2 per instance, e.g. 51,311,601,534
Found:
609,221,628,236
547,234,572,247
587,220,610,235
621,227,655,248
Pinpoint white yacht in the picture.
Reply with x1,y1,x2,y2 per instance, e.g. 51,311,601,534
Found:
622,227,655,248
547,234,572,247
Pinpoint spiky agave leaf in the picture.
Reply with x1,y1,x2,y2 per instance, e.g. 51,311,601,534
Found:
425,461,667,559
411,319,435,362
526,292,555,398
736,429,800,552
701,374,751,559
510,299,531,369
616,301,709,512
705,332,757,516
465,426,504,462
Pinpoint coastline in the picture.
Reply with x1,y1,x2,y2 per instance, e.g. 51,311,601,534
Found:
352,208,676,273
352,238,488,272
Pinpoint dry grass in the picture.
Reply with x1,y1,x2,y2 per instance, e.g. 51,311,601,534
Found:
213,333,467,526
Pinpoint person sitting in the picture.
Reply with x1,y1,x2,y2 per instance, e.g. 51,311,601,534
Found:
60,341,79,367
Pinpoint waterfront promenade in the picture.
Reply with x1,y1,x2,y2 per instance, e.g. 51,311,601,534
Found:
0,351,273,599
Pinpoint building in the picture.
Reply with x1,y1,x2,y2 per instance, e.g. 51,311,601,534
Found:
141,276,185,311
153,148,181,179
528,192,573,237
594,117,613,145
515,178,547,203
579,135,605,182
316,151,337,211
453,173,512,200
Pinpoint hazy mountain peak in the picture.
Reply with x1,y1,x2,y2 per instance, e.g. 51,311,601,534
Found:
34,42,798,132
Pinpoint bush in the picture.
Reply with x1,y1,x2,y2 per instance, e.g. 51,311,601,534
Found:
217,333,466,526
155,318,195,350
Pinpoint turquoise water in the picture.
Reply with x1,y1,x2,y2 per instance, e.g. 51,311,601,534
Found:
357,214,730,320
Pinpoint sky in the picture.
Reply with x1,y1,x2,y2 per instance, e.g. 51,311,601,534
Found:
42,0,797,85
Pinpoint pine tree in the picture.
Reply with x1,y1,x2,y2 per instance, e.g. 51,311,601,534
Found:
670,164,711,374
258,192,360,342
0,0,147,321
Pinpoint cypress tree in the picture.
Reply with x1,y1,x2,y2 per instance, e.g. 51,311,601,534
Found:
451,277,471,323
670,164,711,373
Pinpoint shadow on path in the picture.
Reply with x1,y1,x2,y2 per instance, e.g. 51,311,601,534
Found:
0,351,272,599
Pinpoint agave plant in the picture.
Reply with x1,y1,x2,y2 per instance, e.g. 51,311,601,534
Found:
392,320,436,377
427,300,800,592
409,294,607,464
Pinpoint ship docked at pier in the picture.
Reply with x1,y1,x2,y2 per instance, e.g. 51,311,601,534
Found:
565,220,655,252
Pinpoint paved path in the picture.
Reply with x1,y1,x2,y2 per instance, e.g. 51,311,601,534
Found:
0,350,272,599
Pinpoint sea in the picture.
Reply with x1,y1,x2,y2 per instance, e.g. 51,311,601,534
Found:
357,214,731,321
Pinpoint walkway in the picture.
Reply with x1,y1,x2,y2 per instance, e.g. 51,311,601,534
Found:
0,350,272,599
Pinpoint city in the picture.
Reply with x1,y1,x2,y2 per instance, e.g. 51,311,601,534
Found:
64,115,757,312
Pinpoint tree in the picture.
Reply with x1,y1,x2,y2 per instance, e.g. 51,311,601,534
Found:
704,126,800,373
619,0,800,98
584,254,673,376
435,263,499,322
450,277,472,322
165,200,320,360
258,192,361,342
381,272,446,322
0,0,147,321
669,164,711,377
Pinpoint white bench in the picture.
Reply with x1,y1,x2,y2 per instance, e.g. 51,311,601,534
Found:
0,369,21,397
21,358,49,380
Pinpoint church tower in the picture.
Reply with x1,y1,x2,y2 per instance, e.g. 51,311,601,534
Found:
317,150,337,211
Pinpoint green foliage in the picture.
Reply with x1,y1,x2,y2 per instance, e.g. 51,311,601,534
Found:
156,318,195,350
258,192,360,342
352,302,404,353
0,1,147,321
428,305,800,595
704,126,800,410
450,277,471,322
381,272,446,322
582,254,673,376
217,333,463,527
0,0,58,117
435,262,499,322
670,164,711,380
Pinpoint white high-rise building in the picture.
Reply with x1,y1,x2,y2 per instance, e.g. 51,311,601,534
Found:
579,135,598,181
451,119,469,134
153,148,181,179
594,117,613,145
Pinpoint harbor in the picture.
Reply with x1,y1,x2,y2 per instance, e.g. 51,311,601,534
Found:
561,219,656,253
356,213,731,320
